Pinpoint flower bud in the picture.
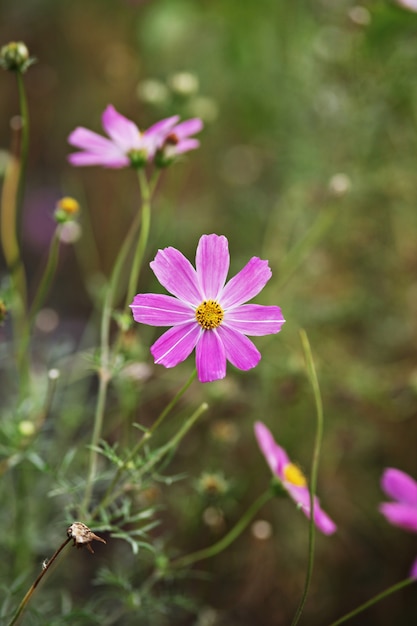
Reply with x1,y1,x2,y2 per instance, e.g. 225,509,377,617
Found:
54,196,80,223
0,41,35,72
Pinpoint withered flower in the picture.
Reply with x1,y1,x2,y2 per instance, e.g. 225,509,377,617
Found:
67,522,106,554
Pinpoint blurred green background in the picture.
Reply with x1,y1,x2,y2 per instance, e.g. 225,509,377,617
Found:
1,0,417,624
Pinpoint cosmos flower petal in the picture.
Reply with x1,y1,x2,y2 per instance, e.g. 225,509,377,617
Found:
254,421,289,476
101,105,142,152
224,304,285,336
150,247,202,306
381,468,417,506
67,151,130,168
286,485,337,535
130,294,194,326
195,329,226,382
218,325,261,371
379,502,417,532
145,115,179,141
173,118,204,138
220,257,272,309
67,127,118,153
175,139,200,154
196,234,230,299
151,323,201,368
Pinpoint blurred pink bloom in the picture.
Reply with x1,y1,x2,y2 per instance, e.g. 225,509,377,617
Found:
130,234,285,383
379,468,417,579
67,105,202,168
254,421,337,535
396,0,417,11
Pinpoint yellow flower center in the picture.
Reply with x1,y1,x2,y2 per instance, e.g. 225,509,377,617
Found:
195,300,224,330
283,463,307,487
56,196,80,215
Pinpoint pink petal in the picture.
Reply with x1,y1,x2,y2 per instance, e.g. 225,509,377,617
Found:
175,138,200,154
195,330,226,382
67,152,130,168
145,115,179,140
286,485,337,535
151,323,200,368
217,325,261,371
101,105,142,152
130,294,194,326
173,118,203,139
220,257,272,309
195,234,230,300
224,304,285,336
150,247,202,306
379,502,417,532
381,468,417,506
254,422,289,477
68,127,117,153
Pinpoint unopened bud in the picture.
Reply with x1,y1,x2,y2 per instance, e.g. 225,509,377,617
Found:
0,41,35,72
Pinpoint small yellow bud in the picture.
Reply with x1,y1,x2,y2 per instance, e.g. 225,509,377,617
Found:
54,196,80,223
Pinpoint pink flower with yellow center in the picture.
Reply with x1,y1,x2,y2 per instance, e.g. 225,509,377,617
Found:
130,234,285,383
254,421,336,535
67,104,202,168
379,467,417,579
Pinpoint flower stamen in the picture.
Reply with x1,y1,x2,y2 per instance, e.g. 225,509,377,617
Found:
283,463,307,487
195,300,224,330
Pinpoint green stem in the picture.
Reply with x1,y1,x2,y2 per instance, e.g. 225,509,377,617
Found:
171,490,273,570
7,537,71,626
91,369,197,518
124,169,159,311
81,202,142,516
16,71,29,221
328,577,416,626
98,401,209,513
28,227,62,327
290,330,324,626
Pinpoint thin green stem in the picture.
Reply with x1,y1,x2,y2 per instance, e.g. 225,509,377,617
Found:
124,169,159,311
290,329,324,626
28,227,62,327
328,577,416,626
7,537,71,626
98,401,209,513
91,369,197,518
16,71,29,221
171,490,273,570
81,197,143,516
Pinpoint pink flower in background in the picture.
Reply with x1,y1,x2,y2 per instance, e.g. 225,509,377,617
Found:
254,421,337,535
396,0,417,12
130,234,285,383
67,105,202,168
379,468,417,579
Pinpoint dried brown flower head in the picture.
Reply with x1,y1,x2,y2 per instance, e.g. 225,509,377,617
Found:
67,522,106,554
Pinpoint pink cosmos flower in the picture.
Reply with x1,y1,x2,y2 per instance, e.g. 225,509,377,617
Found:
379,468,417,579
396,0,417,12
67,104,202,168
130,234,285,383
254,421,337,535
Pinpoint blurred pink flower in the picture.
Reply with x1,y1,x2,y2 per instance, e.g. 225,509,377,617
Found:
396,0,417,11
67,105,202,168
254,421,337,535
379,467,417,579
130,234,285,383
